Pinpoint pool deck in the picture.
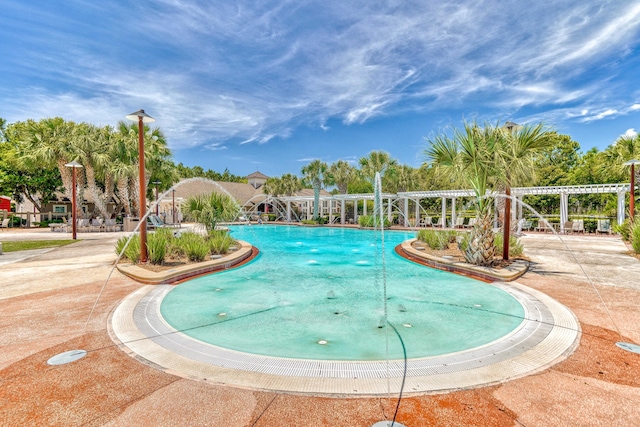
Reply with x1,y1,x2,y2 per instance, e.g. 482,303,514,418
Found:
1,227,639,426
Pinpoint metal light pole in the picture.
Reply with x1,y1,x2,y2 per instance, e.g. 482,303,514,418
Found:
172,189,176,224
152,181,161,215
125,109,155,263
64,161,83,240
624,160,640,222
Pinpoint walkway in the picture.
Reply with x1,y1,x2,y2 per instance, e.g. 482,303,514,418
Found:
1,228,639,426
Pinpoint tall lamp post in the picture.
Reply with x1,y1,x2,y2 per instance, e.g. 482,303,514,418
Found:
624,159,640,222
125,109,155,263
172,189,176,224
64,161,83,240
152,180,161,215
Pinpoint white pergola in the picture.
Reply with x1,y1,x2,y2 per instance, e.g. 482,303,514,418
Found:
274,183,634,228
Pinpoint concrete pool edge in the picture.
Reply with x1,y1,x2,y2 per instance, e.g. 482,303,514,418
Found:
399,238,529,282
115,240,255,284
109,281,580,396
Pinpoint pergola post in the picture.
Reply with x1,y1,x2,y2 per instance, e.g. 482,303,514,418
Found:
341,199,346,225
441,197,446,228
451,197,457,227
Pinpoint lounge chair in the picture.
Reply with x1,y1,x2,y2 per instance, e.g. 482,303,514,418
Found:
90,218,103,232
572,220,585,233
454,217,465,228
596,219,611,235
433,217,444,228
104,218,121,232
77,218,90,232
0,218,9,230
419,216,431,227
562,221,573,234
464,217,476,228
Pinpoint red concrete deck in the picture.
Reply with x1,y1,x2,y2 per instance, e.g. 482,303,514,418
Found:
1,228,639,426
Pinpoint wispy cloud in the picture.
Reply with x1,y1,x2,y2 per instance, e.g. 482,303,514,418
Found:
2,0,640,158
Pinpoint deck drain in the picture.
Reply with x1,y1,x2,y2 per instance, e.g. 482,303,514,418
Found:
616,342,640,354
47,349,87,365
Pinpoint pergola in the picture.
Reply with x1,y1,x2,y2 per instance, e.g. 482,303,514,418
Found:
275,183,633,229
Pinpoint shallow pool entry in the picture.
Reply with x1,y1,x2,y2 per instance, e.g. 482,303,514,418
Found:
160,226,525,361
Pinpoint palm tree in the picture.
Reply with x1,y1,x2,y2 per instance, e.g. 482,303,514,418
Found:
182,192,239,233
494,123,557,259
112,121,171,216
280,173,302,196
424,122,499,266
18,118,78,200
359,151,397,188
301,160,328,219
328,160,355,194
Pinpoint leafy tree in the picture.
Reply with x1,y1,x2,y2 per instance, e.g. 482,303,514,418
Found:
182,192,239,232
301,160,328,219
359,150,398,188
1,121,62,211
327,160,356,194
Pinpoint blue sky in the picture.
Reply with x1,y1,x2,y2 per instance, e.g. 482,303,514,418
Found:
2,1,640,178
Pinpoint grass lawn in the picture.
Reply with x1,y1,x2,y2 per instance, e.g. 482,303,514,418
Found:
1,240,78,252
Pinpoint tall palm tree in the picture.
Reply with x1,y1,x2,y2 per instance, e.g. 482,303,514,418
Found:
18,117,78,200
112,121,171,216
359,151,397,188
301,160,328,219
280,173,302,196
328,160,355,194
424,122,499,266
73,123,114,218
494,123,557,259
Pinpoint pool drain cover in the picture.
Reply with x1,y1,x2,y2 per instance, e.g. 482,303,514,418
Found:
616,342,640,354
47,349,87,365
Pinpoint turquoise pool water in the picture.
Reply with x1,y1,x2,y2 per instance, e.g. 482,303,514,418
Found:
160,225,525,361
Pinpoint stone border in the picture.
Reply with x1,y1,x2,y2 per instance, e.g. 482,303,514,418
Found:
110,281,580,396
115,240,255,284
399,238,529,282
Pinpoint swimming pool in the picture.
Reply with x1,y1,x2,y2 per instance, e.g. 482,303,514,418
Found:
159,226,525,361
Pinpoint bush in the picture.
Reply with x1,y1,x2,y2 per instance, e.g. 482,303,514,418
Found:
115,235,141,263
613,219,631,241
208,230,236,254
358,215,390,228
494,233,524,257
417,229,452,250
632,222,640,254
147,228,172,265
176,232,209,262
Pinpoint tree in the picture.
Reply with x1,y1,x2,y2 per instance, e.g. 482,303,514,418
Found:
182,192,239,232
2,121,63,211
301,160,328,219
424,122,500,266
359,151,398,189
328,160,356,194
494,123,557,260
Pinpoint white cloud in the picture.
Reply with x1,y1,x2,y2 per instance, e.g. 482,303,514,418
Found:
623,128,638,139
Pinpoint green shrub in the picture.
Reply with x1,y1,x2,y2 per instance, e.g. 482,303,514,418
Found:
417,229,450,250
358,215,390,228
632,221,640,254
147,229,172,265
494,233,524,257
208,230,236,254
115,235,142,263
613,219,631,241
176,232,209,262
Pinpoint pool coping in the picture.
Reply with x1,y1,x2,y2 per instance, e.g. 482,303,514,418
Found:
399,238,529,282
115,240,255,284
109,281,580,396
